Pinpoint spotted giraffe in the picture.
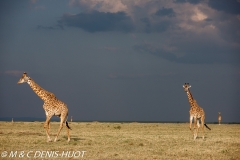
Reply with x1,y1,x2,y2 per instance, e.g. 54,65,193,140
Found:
183,83,211,140
218,112,222,125
18,72,71,142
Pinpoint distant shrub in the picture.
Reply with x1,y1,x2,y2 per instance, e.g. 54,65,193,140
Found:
114,126,121,130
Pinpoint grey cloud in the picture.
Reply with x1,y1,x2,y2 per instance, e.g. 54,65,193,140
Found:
204,18,213,22
155,8,176,17
140,17,151,33
174,0,203,4
208,0,240,14
58,11,134,33
153,20,173,33
37,25,64,30
108,73,150,79
133,43,178,63
174,0,186,3
108,72,177,80
140,17,174,33
133,43,239,64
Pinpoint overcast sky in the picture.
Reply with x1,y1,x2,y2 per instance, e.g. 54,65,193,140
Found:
0,0,240,122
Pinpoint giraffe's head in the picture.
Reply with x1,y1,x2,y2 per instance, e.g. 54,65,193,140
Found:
183,83,191,92
17,72,30,84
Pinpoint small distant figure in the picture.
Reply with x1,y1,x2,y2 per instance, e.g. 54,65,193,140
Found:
12,118,14,123
71,116,73,122
218,112,222,125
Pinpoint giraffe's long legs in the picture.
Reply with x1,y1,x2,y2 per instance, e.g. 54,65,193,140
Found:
44,116,52,142
189,116,193,132
193,117,198,140
195,119,200,140
189,115,194,136
54,117,64,142
54,114,70,142
201,117,205,139
66,122,70,142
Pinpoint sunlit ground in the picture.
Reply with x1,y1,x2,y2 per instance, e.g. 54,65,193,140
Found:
0,122,239,160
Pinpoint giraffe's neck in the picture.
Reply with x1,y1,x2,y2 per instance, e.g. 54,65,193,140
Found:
186,89,195,108
27,78,55,102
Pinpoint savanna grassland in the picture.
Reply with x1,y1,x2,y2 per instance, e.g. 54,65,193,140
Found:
0,122,240,160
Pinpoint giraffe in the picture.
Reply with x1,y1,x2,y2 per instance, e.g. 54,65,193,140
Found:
218,112,222,125
183,83,211,140
71,116,73,122
17,72,71,142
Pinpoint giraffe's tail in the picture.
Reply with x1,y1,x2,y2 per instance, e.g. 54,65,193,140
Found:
66,121,72,130
204,123,211,130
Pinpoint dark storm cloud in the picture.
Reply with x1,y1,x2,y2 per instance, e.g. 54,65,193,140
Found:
134,43,239,64
155,8,176,17
153,21,173,33
208,0,240,14
134,43,178,63
140,17,151,33
140,18,174,33
204,18,213,22
1,0,240,122
108,73,154,79
174,0,203,4
58,11,134,33
37,24,64,30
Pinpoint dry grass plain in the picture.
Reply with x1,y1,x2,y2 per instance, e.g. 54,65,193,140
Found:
0,121,240,160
